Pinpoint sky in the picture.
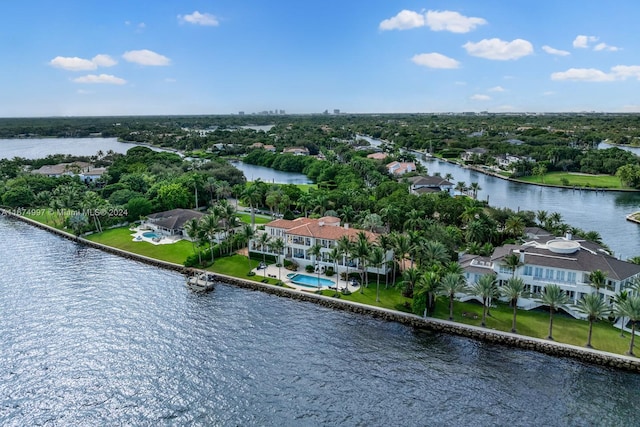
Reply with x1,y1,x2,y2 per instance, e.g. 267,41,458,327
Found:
2,1,640,117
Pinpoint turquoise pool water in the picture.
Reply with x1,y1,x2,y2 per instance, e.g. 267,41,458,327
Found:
288,273,335,288
143,232,160,238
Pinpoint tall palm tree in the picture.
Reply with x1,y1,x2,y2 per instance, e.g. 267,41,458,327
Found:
454,181,467,196
391,232,411,285
575,293,609,348
352,231,371,293
588,269,607,294
400,268,420,299
258,232,272,279
328,246,341,295
201,213,221,263
240,224,255,272
369,246,385,302
469,182,481,200
270,237,285,283
419,240,450,269
377,234,392,288
415,270,440,317
471,274,498,327
240,179,264,228
337,235,353,283
308,243,323,287
439,272,468,321
504,215,526,239
615,290,629,337
501,277,525,333
183,218,202,265
502,253,523,278
615,295,640,356
537,284,570,340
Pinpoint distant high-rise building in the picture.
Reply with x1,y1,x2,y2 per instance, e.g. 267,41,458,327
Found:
238,111,245,115
333,109,340,115
279,109,285,115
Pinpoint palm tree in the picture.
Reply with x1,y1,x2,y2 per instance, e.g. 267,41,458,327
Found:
377,234,392,288
615,295,640,356
615,290,629,337
201,213,221,263
400,268,420,299
240,179,264,228
391,232,411,285
419,240,450,269
537,284,570,340
415,270,440,317
369,246,385,302
455,181,467,196
504,215,526,239
328,246,341,295
501,277,525,333
337,235,353,283
588,269,607,294
270,237,285,283
439,272,467,321
502,253,523,278
574,293,609,348
469,182,481,200
471,274,498,327
352,231,371,293
184,218,202,265
258,232,272,279
309,243,323,288
240,224,255,272
536,210,548,227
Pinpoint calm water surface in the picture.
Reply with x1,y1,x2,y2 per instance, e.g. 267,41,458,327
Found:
0,137,155,159
1,217,639,426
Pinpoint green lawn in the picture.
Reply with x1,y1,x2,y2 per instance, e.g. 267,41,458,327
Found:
320,283,412,312
432,300,633,355
517,172,628,189
208,253,282,285
236,212,271,225
85,227,194,264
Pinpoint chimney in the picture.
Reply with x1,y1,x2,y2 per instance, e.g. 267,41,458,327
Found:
344,223,349,229
565,232,572,241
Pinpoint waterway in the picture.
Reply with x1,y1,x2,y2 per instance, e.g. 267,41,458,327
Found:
229,160,312,184
1,217,639,426
0,137,160,159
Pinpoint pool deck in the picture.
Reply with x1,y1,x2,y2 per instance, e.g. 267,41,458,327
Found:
130,227,181,245
252,264,361,293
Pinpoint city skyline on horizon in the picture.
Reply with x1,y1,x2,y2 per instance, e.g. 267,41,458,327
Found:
3,1,640,117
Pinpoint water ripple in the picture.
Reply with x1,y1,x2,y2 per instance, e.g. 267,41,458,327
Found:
1,217,640,426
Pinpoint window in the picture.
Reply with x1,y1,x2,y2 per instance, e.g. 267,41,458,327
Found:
567,272,576,283
556,271,565,282
534,267,543,278
524,266,533,276
545,269,554,280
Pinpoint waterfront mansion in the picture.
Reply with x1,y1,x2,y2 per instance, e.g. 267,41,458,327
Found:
460,228,640,319
250,216,393,275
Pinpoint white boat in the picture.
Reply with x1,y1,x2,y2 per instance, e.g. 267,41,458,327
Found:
186,272,216,292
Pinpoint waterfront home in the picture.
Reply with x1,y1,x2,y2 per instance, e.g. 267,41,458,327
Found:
495,154,535,170
282,147,310,156
252,216,393,275
31,162,106,183
405,175,453,194
367,152,389,161
144,209,204,237
386,161,416,176
460,230,640,319
461,147,488,163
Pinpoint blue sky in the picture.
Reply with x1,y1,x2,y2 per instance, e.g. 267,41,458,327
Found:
2,1,640,117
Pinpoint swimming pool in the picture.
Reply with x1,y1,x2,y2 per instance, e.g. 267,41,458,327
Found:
287,273,335,288
142,232,161,239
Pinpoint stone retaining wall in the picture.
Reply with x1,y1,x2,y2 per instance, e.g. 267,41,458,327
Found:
3,208,640,373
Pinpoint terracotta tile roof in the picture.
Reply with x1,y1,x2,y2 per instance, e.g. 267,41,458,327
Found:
266,217,378,242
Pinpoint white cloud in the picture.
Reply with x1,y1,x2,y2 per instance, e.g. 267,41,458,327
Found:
463,38,533,60
425,10,487,33
72,74,127,85
379,10,424,30
91,54,117,67
411,53,460,69
542,45,570,56
594,42,620,52
49,56,97,71
573,35,598,48
122,49,171,66
551,68,615,82
471,94,491,101
543,91,556,96
610,65,640,80
178,11,219,26
49,54,117,71
551,65,640,82
488,86,505,92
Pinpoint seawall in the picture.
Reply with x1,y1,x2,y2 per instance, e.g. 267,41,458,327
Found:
3,208,640,373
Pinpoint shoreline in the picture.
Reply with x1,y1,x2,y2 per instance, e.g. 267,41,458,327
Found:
3,208,640,373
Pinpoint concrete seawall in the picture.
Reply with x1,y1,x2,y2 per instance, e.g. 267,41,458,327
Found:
3,208,640,373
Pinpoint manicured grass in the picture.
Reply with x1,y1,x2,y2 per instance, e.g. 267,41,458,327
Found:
208,253,282,285
85,227,194,264
236,212,271,224
23,209,66,230
432,300,633,355
320,283,412,312
517,172,628,189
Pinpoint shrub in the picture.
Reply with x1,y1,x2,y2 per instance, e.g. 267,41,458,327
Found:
325,269,335,277
305,264,314,273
